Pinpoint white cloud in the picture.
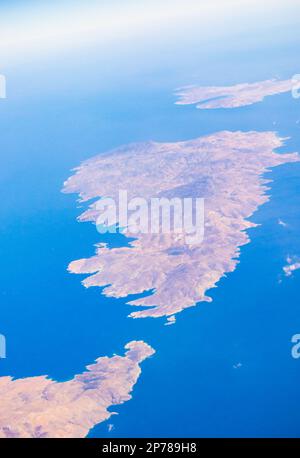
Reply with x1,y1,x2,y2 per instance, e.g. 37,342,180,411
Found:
283,255,300,277
278,219,288,228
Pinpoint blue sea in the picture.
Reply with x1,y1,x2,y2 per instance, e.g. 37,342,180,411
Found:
0,3,300,437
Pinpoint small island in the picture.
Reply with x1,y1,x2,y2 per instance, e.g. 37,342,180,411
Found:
175,79,293,109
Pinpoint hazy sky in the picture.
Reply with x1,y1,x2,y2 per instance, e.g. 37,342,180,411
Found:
0,0,298,65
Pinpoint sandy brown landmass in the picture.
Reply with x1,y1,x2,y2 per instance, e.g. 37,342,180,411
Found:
63,131,299,319
0,341,154,438
175,79,293,109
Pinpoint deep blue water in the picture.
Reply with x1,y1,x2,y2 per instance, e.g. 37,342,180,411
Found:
0,16,300,436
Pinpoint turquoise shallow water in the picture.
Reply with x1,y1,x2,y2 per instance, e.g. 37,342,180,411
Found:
0,4,300,436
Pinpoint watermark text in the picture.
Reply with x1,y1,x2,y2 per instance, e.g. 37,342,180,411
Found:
96,190,205,245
